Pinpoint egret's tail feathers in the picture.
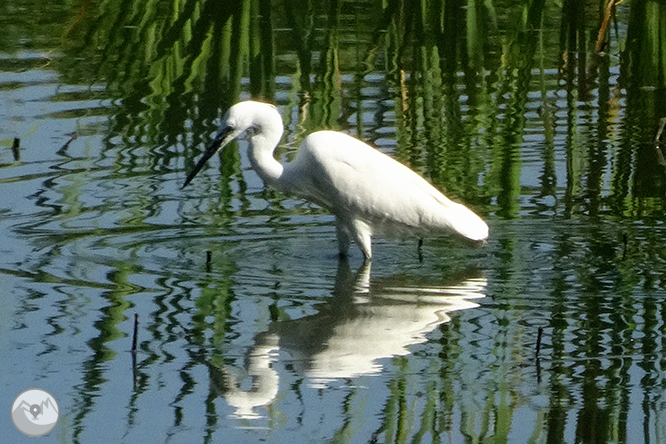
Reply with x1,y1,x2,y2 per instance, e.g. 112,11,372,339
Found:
442,202,489,242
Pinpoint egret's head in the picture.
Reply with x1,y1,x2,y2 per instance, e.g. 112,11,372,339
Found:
182,101,282,188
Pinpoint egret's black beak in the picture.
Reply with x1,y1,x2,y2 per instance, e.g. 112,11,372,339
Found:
182,126,235,188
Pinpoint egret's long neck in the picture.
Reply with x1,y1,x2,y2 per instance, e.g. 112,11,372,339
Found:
247,129,284,190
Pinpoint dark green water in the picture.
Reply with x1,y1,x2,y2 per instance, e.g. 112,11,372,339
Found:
2,0,666,443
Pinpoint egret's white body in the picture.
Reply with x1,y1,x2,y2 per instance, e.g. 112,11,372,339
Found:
184,101,488,261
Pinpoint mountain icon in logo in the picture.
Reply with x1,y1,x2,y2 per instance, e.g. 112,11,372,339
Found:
11,389,59,437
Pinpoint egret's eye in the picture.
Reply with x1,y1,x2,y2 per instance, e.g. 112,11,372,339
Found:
246,125,259,137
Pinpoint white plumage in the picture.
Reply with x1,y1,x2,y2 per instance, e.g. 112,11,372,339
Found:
184,101,488,261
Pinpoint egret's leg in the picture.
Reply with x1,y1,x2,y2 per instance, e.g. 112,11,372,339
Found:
350,219,372,262
335,219,351,259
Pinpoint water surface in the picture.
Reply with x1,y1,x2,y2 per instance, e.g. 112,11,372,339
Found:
2,1,666,443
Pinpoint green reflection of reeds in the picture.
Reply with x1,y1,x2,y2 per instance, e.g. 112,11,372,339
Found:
62,0,262,154
50,0,666,219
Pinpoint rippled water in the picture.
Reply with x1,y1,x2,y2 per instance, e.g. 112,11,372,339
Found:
3,1,666,443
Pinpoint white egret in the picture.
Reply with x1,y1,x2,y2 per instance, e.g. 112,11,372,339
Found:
183,101,488,261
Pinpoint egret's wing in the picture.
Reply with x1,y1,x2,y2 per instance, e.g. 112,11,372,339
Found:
285,131,488,241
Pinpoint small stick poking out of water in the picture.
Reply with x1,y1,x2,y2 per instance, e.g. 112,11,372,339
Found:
131,313,139,354
12,138,20,161
131,313,139,391
59,132,78,153
595,0,618,53
536,326,543,357
536,326,543,383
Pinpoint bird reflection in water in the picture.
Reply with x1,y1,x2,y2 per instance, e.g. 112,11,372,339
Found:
205,260,486,419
